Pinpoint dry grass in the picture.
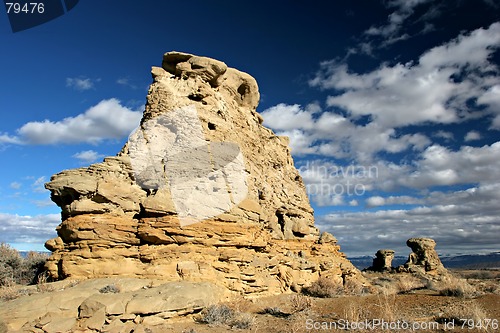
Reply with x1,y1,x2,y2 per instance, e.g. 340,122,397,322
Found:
455,269,500,295
343,302,372,323
302,277,343,298
199,303,255,329
435,299,491,330
230,312,255,329
0,319,7,333
200,304,234,325
365,272,427,295
0,283,19,301
340,295,402,333
375,294,398,322
289,294,312,313
302,277,367,298
477,281,500,294
457,270,500,280
344,279,369,295
35,272,54,293
436,275,477,298
365,273,399,294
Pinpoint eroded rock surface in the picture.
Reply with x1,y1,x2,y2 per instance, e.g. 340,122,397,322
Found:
367,249,395,272
44,51,366,296
0,278,226,332
399,238,447,275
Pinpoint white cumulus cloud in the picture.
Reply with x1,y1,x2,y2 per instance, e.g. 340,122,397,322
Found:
262,103,316,131
3,99,142,145
311,22,500,129
317,182,500,255
262,104,431,161
0,213,60,246
365,0,434,39
72,150,105,164
66,77,97,91
464,131,481,142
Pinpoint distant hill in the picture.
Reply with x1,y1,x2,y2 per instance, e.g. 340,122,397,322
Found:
18,251,50,258
440,252,500,269
349,252,500,270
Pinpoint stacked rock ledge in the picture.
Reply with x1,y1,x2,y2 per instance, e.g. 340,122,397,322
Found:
44,51,367,297
398,237,448,276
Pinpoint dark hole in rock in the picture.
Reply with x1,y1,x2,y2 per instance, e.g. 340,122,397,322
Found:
188,93,204,102
208,122,216,130
237,83,250,98
276,211,285,234
258,190,265,200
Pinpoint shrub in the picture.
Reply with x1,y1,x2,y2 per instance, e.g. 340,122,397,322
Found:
99,284,121,294
0,283,19,301
0,244,48,286
435,300,489,324
481,282,500,294
20,251,49,285
0,243,22,286
199,304,254,329
0,319,7,333
262,307,285,316
231,312,255,329
395,274,425,294
440,287,465,297
289,294,312,313
344,279,370,295
200,304,235,325
437,276,476,298
302,277,343,298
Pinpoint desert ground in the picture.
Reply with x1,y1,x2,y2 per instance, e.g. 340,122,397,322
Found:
165,269,500,333
1,267,499,333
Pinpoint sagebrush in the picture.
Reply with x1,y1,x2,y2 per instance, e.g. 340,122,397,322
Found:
199,304,254,329
302,277,344,298
0,243,48,286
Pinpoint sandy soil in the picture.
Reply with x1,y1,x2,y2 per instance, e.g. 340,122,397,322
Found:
1,269,498,333
167,269,500,333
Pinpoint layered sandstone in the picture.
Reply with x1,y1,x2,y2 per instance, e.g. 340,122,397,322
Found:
400,238,447,275
44,51,366,296
367,249,395,272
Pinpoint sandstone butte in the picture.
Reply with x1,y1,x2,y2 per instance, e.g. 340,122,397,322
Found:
43,51,368,297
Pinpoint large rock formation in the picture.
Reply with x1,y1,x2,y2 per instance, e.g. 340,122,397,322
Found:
366,249,395,272
399,238,447,275
44,51,366,297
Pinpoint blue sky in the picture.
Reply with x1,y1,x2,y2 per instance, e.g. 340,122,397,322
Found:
0,0,499,257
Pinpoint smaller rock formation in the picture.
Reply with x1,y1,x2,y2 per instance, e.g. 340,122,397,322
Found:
366,249,395,272
399,238,447,275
